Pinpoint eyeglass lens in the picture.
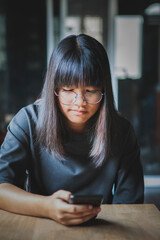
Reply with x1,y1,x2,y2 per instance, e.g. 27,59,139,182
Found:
59,91,102,104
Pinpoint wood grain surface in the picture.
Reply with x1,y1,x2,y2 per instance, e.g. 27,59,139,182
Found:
0,204,160,240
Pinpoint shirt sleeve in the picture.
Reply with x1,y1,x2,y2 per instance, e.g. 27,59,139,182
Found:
112,124,144,204
0,108,31,189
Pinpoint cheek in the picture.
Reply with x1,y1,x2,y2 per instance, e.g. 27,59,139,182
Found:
91,104,101,115
58,101,68,115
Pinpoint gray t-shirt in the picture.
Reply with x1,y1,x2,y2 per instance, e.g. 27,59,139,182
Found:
0,103,144,204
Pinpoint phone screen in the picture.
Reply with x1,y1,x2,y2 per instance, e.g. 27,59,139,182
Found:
68,194,103,206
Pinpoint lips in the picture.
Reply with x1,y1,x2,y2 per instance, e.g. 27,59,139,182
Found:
69,109,87,115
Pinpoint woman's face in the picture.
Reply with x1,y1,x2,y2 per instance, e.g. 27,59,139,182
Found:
57,86,102,133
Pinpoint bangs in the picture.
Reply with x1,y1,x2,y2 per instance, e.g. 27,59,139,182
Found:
54,50,104,89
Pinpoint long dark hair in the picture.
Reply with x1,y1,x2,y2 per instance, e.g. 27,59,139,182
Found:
37,34,117,167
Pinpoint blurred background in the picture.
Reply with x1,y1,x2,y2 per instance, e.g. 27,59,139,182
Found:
0,0,160,208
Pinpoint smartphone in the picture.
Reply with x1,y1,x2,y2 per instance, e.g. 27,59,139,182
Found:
68,194,103,207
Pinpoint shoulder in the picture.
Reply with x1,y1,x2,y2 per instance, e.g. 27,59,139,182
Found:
113,111,133,137
11,102,39,125
111,112,137,154
8,101,42,137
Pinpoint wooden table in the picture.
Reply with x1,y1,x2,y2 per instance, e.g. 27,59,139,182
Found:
0,204,160,240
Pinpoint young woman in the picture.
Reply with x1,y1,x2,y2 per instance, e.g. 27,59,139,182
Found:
0,34,144,226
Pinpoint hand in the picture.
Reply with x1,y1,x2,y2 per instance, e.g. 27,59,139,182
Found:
45,190,101,226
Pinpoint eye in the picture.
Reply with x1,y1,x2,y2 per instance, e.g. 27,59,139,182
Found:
86,90,98,94
62,89,74,92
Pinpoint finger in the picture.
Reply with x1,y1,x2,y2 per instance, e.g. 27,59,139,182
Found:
63,203,93,214
53,190,72,202
63,213,98,226
62,207,101,219
63,203,101,214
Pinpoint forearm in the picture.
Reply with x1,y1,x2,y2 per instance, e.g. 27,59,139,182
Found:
0,183,49,218
0,183,101,225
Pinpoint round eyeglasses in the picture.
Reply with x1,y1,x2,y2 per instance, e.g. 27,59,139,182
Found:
55,90,104,105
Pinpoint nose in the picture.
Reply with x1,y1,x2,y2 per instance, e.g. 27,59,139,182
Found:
75,93,87,105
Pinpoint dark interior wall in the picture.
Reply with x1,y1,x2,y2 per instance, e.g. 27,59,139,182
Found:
5,0,46,113
118,0,159,14
68,0,108,15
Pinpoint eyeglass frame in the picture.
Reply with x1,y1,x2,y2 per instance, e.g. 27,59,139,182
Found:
54,89,104,105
